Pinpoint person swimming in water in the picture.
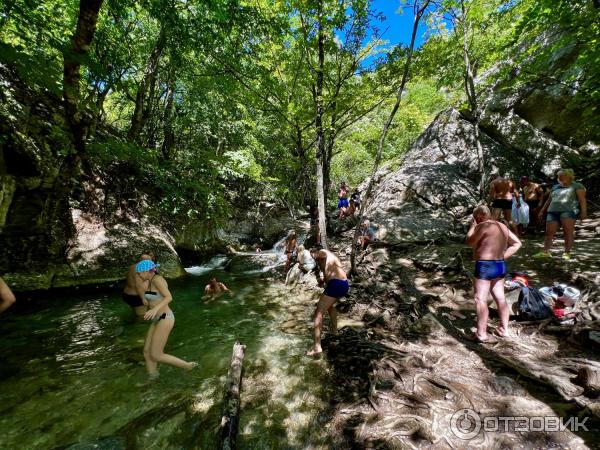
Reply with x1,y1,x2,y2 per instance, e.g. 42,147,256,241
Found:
204,276,230,296
136,260,196,377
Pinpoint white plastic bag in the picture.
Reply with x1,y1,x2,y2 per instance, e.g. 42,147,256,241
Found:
512,197,529,225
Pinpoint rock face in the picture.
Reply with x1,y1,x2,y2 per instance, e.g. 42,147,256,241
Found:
175,203,309,258
363,107,552,245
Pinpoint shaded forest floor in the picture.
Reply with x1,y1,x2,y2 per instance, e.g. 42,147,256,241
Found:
292,212,600,449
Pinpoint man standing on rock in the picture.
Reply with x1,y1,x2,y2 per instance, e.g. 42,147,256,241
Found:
307,245,349,356
466,205,522,342
489,174,520,234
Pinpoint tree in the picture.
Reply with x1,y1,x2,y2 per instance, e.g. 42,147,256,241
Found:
350,0,432,274
63,0,104,156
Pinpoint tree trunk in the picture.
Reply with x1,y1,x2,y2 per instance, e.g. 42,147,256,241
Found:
127,26,166,142
220,341,246,450
460,0,486,200
315,1,328,249
324,131,335,201
350,0,430,275
63,0,104,156
323,103,337,200
161,66,176,160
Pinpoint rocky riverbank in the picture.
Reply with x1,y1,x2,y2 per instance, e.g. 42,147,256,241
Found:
283,213,600,448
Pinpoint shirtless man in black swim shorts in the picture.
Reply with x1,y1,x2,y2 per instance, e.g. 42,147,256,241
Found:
122,251,154,316
489,174,520,234
307,246,350,356
466,206,521,342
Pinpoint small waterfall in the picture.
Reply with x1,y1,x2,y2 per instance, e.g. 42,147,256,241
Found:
184,255,229,275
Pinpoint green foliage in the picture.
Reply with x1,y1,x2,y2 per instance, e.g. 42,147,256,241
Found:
511,0,599,137
1,0,597,227
331,78,456,190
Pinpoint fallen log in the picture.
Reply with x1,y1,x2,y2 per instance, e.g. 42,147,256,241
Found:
220,341,246,450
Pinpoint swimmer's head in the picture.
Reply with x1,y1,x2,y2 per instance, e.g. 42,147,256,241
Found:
135,259,160,273
362,220,370,228
297,244,305,252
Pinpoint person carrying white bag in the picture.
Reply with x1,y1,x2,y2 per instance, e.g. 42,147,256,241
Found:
512,195,529,235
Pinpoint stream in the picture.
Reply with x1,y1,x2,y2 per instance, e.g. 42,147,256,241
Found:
0,245,332,449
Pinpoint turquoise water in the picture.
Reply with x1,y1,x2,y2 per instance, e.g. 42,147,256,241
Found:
0,268,331,449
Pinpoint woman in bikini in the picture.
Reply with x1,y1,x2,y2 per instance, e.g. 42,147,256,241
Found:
135,260,196,377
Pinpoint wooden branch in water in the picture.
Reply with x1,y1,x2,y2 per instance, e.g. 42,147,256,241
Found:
220,341,246,450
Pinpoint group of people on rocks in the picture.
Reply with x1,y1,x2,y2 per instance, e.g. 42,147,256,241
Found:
469,168,587,342
488,169,587,259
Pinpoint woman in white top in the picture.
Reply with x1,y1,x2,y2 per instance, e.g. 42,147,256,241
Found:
135,260,196,377
297,245,316,272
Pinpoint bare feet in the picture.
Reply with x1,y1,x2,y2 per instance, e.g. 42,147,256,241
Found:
495,327,508,338
186,362,198,370
306,347,323,357
475,333,488,342
475,333,498,343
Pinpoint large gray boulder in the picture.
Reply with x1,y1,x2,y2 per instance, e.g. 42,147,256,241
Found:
364,109,495,245
363,101,587,247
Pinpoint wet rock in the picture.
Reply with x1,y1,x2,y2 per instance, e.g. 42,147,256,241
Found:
225,252,279,273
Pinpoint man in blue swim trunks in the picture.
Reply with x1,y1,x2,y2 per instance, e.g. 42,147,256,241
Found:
466,205,522,342
307,245,349,356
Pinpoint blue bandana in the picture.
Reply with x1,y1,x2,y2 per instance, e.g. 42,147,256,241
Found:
135,260,160,273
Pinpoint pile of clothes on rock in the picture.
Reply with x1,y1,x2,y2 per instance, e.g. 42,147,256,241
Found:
504,273,581,325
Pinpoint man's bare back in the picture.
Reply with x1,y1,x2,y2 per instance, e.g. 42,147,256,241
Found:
124,264,142,295
314,249,347,282
470,220,509,260
523,182,543,201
